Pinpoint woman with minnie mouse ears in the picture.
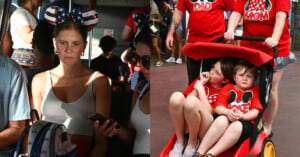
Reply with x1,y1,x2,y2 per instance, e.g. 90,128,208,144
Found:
31,6,111,157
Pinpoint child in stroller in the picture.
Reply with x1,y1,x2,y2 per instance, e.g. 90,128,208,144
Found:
194,60,263,157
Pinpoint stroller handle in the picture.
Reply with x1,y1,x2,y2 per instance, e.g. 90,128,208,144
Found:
215,35,278,59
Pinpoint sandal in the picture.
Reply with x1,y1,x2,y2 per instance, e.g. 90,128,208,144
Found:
204,153,214,157
192,152,205,157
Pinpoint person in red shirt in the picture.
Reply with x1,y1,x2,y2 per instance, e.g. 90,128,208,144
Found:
224,0,296,136
165,0,235,84
194,60,263,157
169,58,235,157
121,4,150,42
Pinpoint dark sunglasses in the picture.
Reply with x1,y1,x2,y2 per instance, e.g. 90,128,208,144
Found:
140,55,150,69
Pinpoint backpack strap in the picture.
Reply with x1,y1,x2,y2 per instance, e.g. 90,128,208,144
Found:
30,122,52,157
30,109,40,121
13,125,31,157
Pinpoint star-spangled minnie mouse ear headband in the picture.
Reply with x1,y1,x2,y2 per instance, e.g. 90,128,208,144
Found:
44,6,98,31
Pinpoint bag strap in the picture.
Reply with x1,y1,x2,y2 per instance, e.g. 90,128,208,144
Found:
13,125,31,157
30,122,52,157
30,109,40,122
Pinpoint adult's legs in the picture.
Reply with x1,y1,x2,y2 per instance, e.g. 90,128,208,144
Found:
169,92,187,145
197,116,229,155
152,37,162,63
264,70,285,135
186,57,201,84
175,32,183,59
206,121,243,156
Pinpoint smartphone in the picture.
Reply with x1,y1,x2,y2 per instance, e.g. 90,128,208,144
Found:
88,113,120,129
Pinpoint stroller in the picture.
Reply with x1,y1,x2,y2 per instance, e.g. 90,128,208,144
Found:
159,36,277,157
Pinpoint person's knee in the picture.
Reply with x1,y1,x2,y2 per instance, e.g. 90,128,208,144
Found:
169,92,185,109
228,121,243,134
214,116,229,128
184,95,199,112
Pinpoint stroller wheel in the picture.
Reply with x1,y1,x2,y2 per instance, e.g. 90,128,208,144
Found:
258,138,276,157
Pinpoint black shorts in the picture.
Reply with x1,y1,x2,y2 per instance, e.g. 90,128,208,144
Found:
235,120,255,146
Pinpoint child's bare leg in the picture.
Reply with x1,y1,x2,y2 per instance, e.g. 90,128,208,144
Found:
206,121,243,156
184,95,201,147
197,116,229,155
183,96,214,156
169,92,186,157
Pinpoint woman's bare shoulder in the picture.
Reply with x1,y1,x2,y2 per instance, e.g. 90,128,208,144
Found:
32,71,47,83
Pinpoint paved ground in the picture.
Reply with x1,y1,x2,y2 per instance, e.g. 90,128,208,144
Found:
150,51,300,157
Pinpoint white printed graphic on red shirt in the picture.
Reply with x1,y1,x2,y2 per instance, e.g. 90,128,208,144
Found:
191,0,217,11
202,86,218,104
244,0,272,21
227,90,254,113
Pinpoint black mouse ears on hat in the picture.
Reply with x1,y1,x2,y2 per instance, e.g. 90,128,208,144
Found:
44,6,98,31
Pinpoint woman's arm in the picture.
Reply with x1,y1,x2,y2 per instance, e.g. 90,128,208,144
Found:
265,11,287,48
90,74,111,157
31,73,46,119
224,11,242,40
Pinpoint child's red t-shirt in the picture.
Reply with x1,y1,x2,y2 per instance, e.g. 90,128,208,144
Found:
183,77,222,108
215,84,263,123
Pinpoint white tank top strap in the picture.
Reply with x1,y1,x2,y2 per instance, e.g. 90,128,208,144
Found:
45,70,52,92
88,71,98,89
90,71,98,82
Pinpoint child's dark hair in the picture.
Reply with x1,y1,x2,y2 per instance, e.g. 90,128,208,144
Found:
53,21,87,41
218,58,235,84
99,36,116,55
234,60,258,81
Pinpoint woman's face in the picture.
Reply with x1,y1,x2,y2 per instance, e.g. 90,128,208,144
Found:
54,29,86,64
136,42,150,80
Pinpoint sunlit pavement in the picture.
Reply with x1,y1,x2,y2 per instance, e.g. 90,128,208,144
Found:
150,51,300,157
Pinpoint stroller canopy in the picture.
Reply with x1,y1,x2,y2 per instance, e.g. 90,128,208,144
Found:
183,42,274,67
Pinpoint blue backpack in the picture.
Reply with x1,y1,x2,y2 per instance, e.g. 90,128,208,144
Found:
14,110,77,157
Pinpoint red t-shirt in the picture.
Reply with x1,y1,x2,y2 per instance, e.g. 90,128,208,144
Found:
215,84,263,123
183,77,222,108
234,0,290,57
125,5,150,35
177,0,235,43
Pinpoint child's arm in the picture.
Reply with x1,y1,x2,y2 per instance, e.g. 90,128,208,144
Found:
199,72,210,85
215,106,239,122
194,81,212,112
238,108,260,121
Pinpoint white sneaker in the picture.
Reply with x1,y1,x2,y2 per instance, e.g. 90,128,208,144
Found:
166,57,176,63
155,61,163,67
169,143,184,157
176,58,183,64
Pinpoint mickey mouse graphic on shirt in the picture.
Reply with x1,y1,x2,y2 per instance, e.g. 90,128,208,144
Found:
244,0,272,21
191,0,217,11
204,86,218,105
227,90,254,113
